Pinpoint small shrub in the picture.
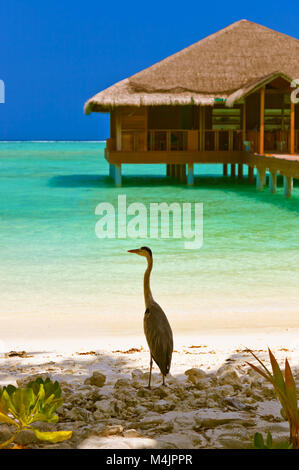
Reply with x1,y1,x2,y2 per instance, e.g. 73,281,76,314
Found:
251,432,292,449
247,348,299,449
0,377,72,448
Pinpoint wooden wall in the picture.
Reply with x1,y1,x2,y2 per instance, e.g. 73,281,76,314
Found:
109,100,299,153
148,106,199,130
116,107,148,151
120,107,147,130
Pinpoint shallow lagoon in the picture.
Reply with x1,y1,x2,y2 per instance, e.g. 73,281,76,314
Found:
1,141,299,338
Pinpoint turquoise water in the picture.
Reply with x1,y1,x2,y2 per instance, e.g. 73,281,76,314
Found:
1,141,299,334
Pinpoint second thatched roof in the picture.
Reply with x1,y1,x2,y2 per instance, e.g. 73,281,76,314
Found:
85,19,299,114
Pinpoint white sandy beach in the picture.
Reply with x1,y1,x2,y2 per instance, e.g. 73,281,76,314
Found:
1,327,298,449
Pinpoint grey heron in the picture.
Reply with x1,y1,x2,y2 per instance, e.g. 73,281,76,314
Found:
128,246,173,388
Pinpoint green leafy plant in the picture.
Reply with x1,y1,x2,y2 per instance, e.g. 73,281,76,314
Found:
251,432,292,449
247,348,299,449
0,377,72,448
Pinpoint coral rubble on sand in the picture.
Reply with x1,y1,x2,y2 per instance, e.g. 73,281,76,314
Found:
0,345,294,449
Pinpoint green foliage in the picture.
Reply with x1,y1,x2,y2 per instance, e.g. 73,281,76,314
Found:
247,348,299,448
251,432,292,449
0,377,72,448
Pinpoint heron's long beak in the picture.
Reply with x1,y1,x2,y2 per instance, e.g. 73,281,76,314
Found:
128,249,140,254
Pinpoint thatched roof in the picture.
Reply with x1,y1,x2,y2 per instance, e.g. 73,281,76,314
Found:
84,20,299,114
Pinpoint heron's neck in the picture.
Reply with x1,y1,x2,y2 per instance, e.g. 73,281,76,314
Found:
144,255,153,308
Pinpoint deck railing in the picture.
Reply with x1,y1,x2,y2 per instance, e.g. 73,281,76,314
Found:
265,130,289,153
111,129,244,152
247,130,294,153
107,129,299,153
204,130,243,151
147,130,188,151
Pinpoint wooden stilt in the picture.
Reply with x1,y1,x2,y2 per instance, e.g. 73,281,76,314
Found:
269,170,277,194
180,164,186,183
284,176,293,198
256,167,266,191
109,163,114,179
187,163,194,185
238,164,243,179
248,166,254,183
177,165,182,182
114,164,122,187
178,165,181,182
231,164,236,178
223,164,228,177
173,165,177,180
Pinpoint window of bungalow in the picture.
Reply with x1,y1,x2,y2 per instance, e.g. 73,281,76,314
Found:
212,107,241,130
264,94,290,131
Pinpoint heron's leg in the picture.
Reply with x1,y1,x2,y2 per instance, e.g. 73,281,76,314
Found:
162,375,165,386
148,355,153,389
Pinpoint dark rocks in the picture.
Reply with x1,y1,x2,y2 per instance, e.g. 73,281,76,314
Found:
84,371,106,387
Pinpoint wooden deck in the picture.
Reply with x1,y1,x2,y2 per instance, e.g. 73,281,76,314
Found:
106,148,299,177
105,149,245,165
245,152,299,178
106,148,299,197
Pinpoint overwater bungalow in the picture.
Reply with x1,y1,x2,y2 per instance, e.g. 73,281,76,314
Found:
85,20,299,196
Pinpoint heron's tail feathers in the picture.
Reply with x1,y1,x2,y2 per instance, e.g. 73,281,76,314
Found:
159,361,171,376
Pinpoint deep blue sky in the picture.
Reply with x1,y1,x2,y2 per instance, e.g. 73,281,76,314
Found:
0,0,298,140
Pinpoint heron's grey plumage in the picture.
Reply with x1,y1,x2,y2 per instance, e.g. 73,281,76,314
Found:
144,302,173,376
128,246,173,387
